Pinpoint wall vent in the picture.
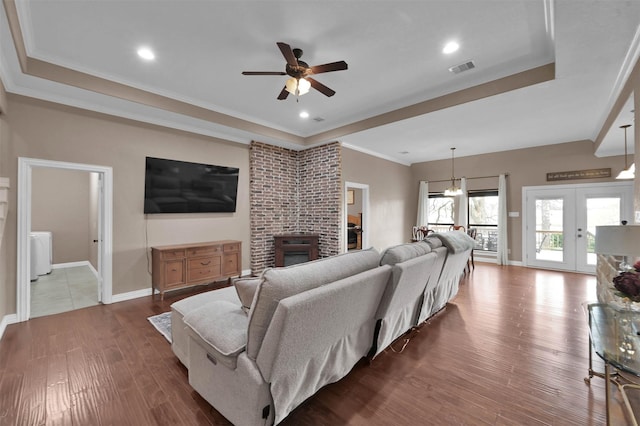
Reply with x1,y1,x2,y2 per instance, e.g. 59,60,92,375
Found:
448,60,476,74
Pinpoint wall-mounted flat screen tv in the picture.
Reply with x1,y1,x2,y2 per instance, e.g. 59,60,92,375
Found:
144,157,239,214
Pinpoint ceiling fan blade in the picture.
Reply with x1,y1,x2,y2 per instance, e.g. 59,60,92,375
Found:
310,61,348,74
277,86,289,100
242,71,287,75
277,42,298,67
307,77,336,97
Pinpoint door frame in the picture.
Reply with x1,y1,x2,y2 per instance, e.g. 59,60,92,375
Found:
17,157,113,322
521,181,633,273
344,182,369,252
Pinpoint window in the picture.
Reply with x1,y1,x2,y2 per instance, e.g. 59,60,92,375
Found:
427,193,455,233
468,190,499,252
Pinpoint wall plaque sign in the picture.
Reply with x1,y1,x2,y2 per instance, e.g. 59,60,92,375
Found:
546,168,611,181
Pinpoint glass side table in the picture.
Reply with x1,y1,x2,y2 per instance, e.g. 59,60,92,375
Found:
584,302,640,425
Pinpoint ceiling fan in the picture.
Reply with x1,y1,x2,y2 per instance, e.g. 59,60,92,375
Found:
242,42,348,100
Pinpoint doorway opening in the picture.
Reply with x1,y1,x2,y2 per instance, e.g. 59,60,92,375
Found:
17,158,113,322
344,182,369,252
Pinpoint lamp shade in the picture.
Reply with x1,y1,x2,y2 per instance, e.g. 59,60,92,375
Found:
616,163,635,180
285,77,310,96
595,225,640,256
444,185,462,196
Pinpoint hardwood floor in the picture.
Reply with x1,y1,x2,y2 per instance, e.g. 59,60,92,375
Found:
0,264,631,425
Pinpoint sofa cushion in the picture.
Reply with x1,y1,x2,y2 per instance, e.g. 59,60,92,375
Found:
380,242,432,266
246,247,381,359
234,277,261,313
184,300,248,369
424,236,443,249
171,285,240,316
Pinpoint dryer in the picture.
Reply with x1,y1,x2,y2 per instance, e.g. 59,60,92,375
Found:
30,231,52,276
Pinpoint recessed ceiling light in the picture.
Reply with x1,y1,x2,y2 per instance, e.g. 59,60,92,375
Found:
442,41,459,54
299,111,309,119
137,47,155,61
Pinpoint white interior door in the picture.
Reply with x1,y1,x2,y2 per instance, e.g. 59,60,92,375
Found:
523,182,632,273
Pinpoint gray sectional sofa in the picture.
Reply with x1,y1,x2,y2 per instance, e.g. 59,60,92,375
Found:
170,231,474,425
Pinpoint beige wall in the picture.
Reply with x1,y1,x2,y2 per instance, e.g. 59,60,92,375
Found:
0,80,9,321
0,91,633,321
410,140,626,262
32,168,92,265
2,94,251,314
342,147,413,251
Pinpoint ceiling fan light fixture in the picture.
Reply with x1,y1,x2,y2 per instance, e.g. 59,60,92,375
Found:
285,77,310,96
616,124,635,180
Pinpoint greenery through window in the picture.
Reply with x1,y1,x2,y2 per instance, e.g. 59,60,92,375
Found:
427,194,455,232
468,190,499,252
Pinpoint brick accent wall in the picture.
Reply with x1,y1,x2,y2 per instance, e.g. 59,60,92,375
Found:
298,143,342,259
249,141,342,274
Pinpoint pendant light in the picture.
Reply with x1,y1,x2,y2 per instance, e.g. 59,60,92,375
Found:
616,124,635,180
444,147,463,196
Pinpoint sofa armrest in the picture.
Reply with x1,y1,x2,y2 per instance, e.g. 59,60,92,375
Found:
184,300,248,370
234,277,261,312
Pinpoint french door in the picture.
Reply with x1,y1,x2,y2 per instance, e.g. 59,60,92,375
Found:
523,182,633,273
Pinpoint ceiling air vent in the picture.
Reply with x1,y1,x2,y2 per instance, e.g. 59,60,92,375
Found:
448,60,476,74
313,117,325,122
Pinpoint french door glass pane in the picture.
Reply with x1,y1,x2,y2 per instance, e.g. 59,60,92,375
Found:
535,198,564,262
585,197,621,265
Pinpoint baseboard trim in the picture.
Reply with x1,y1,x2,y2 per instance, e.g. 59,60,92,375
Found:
52,260,100,279
111,288,153,303
112,271,250,304
473,257,523,267
52,260,91,269
0,313,18,340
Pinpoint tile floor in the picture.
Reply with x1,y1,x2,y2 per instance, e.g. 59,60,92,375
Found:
30,265,99,318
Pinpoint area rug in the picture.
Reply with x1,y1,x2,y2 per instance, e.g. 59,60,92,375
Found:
147,311,172,343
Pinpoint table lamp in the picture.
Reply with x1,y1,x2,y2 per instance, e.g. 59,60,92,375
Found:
595,225,640,270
